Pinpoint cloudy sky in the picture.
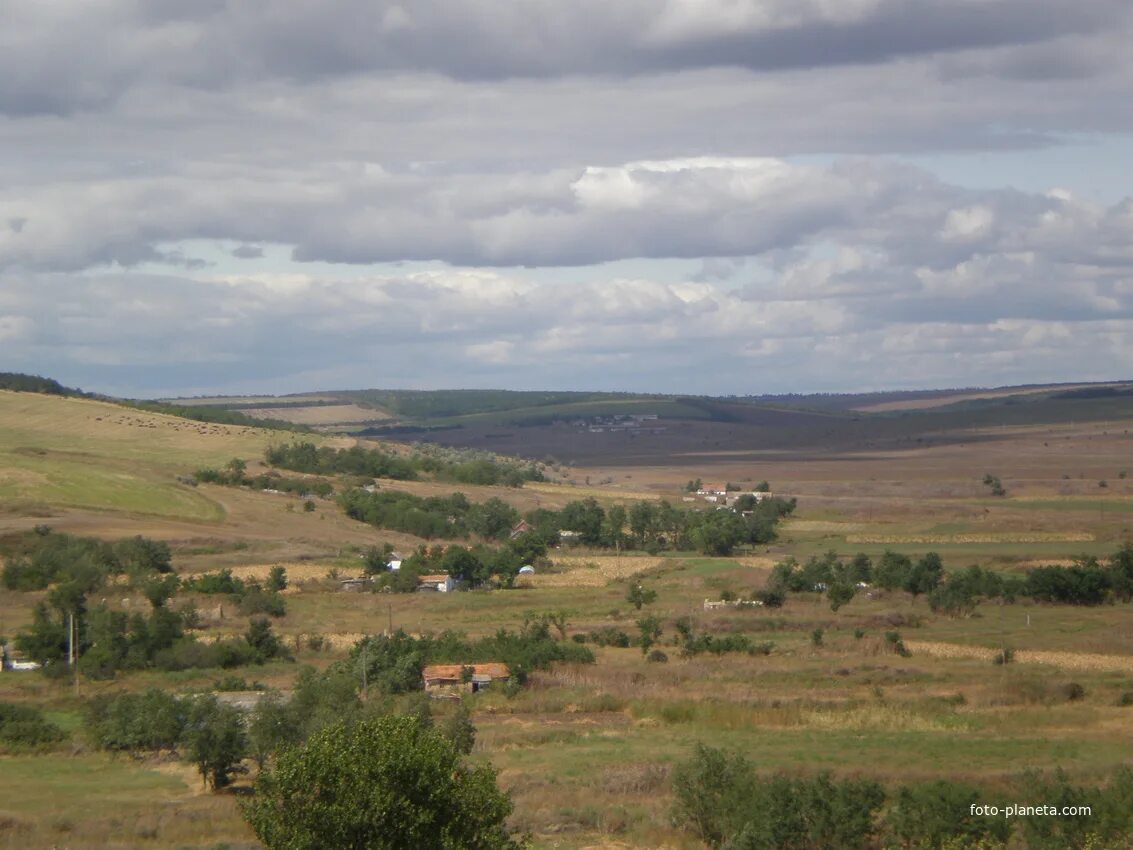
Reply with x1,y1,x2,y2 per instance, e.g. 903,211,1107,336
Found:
2,1,1132,398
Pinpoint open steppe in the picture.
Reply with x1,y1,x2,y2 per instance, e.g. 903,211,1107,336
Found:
3,387,1133,848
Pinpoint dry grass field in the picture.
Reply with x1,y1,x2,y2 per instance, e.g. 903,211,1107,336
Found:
4,390,1133,848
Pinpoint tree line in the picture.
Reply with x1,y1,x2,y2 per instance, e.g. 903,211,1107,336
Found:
344,491,796,560
763,545,1133,614
265,440,547,487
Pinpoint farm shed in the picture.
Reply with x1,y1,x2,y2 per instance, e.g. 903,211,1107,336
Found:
423,663,510,694
417,573,455,593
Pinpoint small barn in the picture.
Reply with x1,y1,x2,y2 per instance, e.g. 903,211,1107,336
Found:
417,573,455,593
423,662,510,694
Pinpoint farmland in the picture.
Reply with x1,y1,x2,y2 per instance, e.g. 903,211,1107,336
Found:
2,385,1133,848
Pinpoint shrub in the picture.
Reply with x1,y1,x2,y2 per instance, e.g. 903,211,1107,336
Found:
1060,682,1086,702
672,744,884,849
0,702,67,749
887,780,1010,849
647,649,669,663
84,689,186,752
585,627,632,648
992,648,1015,665
238,587,287,617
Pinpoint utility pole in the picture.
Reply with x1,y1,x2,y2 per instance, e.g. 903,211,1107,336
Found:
388,603,393,635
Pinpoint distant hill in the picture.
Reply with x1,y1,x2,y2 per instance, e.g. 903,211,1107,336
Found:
156,380,1133,465
0,372,307,432
0,371,84,397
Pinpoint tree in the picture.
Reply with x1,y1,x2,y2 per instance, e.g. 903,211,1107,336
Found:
242,714,520,850
559,498,606,546
442,546,488,587
626,583,657,610
266,566,288,593
603,504,628,551
442,701,477,755
636,615,663,656
983,473,1006,497
905,552,945,600
874,550,912,592
184,696,248,789
827,582,855,612
246,617,288,662
248,692,301,769
690,510,746,556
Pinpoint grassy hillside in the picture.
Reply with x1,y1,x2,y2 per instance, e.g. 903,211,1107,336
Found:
0,391,286,520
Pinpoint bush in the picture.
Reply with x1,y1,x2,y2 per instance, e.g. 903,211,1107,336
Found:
238,587,287,617
584,626,632,648
84,689,186,752
992,648,1015,666
671,744,884,849
0,702,67,749
647,649,668,663
1060,682,1086,702
887,779,1010,849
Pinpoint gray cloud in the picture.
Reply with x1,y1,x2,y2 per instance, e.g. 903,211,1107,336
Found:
1,1,1124,112
2,157,1130,273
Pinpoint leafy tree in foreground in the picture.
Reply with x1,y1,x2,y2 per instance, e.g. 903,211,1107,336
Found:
242,714,520,850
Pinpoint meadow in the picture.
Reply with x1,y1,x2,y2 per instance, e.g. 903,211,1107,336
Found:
2,388,1133,848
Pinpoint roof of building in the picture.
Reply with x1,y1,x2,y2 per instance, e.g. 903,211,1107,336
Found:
423,663,510,681
417,573,451,583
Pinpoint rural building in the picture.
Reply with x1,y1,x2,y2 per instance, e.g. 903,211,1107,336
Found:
423,662,510,694
518,565,535,575
558,529,583,544
697,484,728,496
340,576,372,592
509,520,532,539
417,573,455,593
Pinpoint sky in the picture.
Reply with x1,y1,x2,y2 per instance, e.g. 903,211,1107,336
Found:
2,1,1132,399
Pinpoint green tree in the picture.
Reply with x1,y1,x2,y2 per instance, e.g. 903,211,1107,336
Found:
874,550,913,592
184,696,248,789
906,552,945,600
246,617,288,662
626,583,658,610
827,582,855,612
242,714,520,850
636,615,663,656
442,701,477,755
266,566,288,593
690,510,746,556
248,693,301,770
